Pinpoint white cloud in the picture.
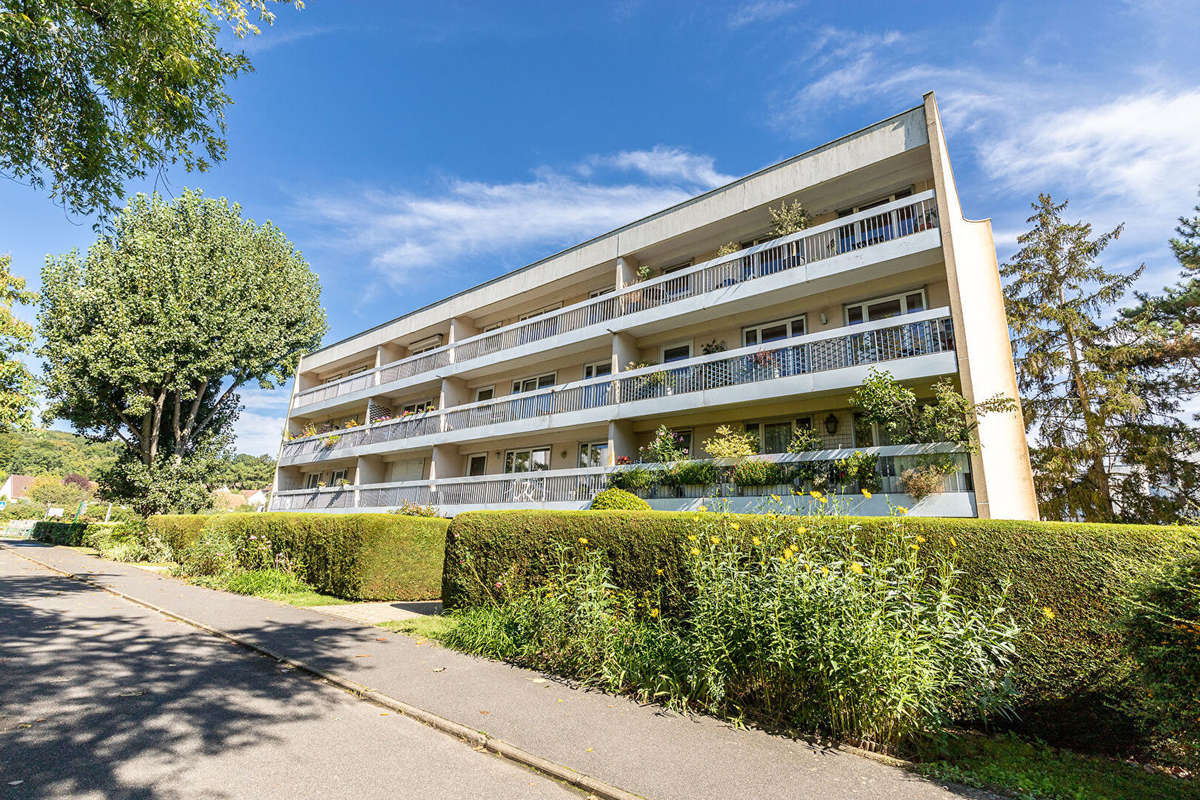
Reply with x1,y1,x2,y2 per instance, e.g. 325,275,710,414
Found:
232,386,291,456
296,147,732,288
728,1,803,29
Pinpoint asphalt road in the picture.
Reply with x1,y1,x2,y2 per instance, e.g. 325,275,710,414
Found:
0,548,581,800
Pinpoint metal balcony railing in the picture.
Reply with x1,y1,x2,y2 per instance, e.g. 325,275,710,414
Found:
278,312,954,462
290,192,940,409
270,446,970,512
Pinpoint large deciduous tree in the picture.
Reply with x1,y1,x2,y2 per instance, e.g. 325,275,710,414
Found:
0,0,299,217
0,254,37,429
38,189,325,515
1001,194,1200,523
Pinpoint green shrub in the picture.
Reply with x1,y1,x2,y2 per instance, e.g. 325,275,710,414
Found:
147,514,210,560
589,488,650,511
731,459,786,487
177,527,238,577
671,460,718,486
31,521,89,545
1119,555,1200,768
197,568,312,598
83,520,164,562
607,466,660,493
195,513,449,600
442,510,1200,755
444,521,1018,749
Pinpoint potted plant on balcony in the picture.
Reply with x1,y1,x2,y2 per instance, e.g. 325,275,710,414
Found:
321,433,341,449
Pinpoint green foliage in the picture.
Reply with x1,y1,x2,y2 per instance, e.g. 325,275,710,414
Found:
27,475,88,508
715,241,741,257
900,465,949,502
442,510,1200,755
0,0,300,217
589,488,650,511
670,460,719,486
83,520,167,563
0,255,36,429
0,428,120,479
851,368,1016,448
607,466,661,494
209,453,275,490
188,513,449,600
786,424,823,453
147,514,211,561
767,198,809,237
38,189,325,514
0,500,48,521
917,731,1200,800
731,459,786,487
638,425,689,463
700,425,757,458
1119,556,1200,768
832,450,881,492
444,519,1019,748
31,521,89,546
388,499,440,517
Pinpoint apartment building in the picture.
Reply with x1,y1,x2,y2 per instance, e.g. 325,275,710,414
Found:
270,93,1039,520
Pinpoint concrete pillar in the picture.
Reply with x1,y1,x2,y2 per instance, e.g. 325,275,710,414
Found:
295,371,320,391
429,444,460,480
612,332,639,373
439,376,471,411
615,255,639,291
448,317,479,344
609,420,636,465
377,342,406,367
355,455,387,486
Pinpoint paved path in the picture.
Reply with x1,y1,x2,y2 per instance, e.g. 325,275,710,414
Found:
1,542,990,800
309,599,443,625
0,548,578,800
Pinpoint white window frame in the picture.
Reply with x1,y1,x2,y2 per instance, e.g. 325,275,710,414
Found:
466,453,488,476
742,315,807,347
518,302,562,322
844,289,927,326
305,473,323,489
400,399,436,414
660,341,692,363
474,386,495,402
481,322,503,333
578,441,609,468
745,416,815,454
512,372,556,393
503,446,551,473
582,360,612,380
329,469,348,485
588,286,614,298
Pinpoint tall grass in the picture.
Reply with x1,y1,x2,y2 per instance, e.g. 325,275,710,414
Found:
443,502,1020,749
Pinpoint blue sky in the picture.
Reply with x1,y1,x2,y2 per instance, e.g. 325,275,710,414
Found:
3,0,1199,455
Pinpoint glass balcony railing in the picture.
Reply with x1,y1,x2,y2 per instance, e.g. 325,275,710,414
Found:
290,192,940,409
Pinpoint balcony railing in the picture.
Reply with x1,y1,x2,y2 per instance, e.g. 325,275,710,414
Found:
290,191,940,409
270,446,969,512
278,311,954,462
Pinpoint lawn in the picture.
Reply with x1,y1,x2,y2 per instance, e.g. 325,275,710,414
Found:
377,615,457,640
189,569,351,607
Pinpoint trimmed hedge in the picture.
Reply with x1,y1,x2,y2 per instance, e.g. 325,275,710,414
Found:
589,488,650,510
200,513,449,601
442,510,1200,754
31,521,91,546
147,514,211,560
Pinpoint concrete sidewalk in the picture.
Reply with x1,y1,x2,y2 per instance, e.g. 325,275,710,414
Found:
4,541,989,800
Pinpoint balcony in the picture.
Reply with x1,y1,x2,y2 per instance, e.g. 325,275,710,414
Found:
277,310,957,466
290,192,941,412
270,446,976,518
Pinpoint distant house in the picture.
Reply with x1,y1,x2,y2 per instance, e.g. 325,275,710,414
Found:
0,475,34,502
211,486,271,512
246,488,269,512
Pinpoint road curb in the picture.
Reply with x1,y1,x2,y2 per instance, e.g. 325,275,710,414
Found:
3,544,645,800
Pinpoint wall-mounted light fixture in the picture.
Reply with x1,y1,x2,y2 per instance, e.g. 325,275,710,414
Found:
824,413,839,436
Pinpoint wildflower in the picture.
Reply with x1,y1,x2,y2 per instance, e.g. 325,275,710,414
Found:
809,490,822,499
649,608,660,618
691,547,700,555
655,568,664,575
688,534,697,542
820,566,829,576
698,505,708,512
895,506,908,515
850,562,864,574
861,489,872,499
578,537,589,545
770,494,781,503
711,536,721,544
752,536,761,546
910,543,919,551
797,527,807,534
949,536,957,548
916,536,926,543
1042,607,1055,620
730,522,740,531
818,496,828,504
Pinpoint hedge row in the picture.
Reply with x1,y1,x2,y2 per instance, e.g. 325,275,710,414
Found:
31,521,92,546
170,513,450,601
442,510,1200,753
147,514,210,560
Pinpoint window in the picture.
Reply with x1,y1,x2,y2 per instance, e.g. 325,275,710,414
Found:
583,361,612,380
674,429,693,456
844,290,927,325
742,316,807,347
836,187,915,217
504,447,550,473
745,416,814,454
518,303,562,321
304,473,323,489
329,469,347,485
482,322,503,333
346,364,371,376
467,454,488,476
578,441,609,468
512,373,556,393
589,286,614,298
474,386,495,402
660,260,693,275
401,399,436,414
661,342,692,363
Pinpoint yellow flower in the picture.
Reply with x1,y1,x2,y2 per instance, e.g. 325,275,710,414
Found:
818,496,828,504
910,543,919,551
850,562,864,574
916,536,926,543
691,547,700,555
688,534,697,542
578,537,588,545
809,490,822,499
861,489,872,499
752,536,761,546
949,536,957,548
649,608,660,618
655,568,663,575
895,506,908,515
730,522,739,531
711,536,721,544
698,505,708,512
820,566,830,576
770,494,781,503
797,527,807,534
1042,607,1055,620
